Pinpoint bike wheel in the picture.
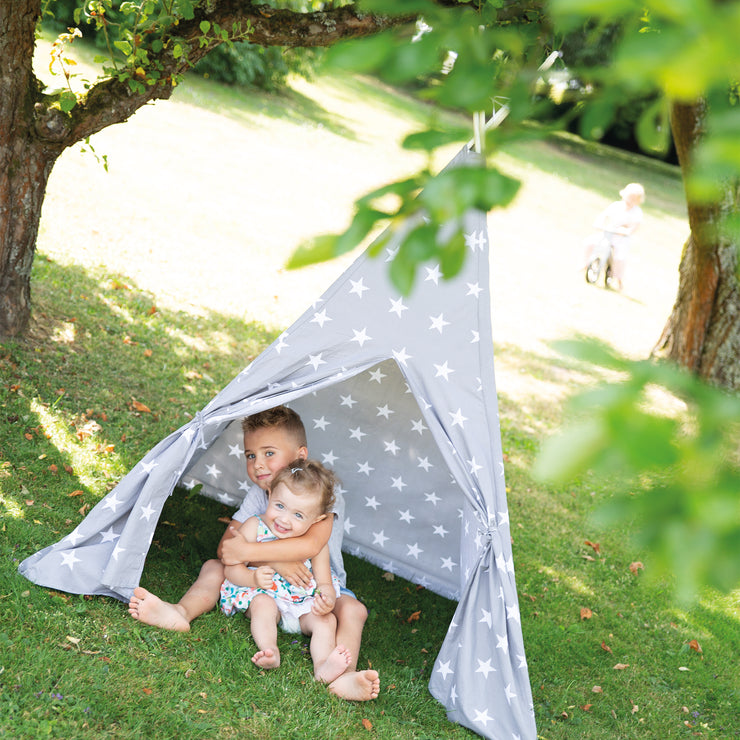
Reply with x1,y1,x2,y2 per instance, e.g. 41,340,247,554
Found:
585,258,601,284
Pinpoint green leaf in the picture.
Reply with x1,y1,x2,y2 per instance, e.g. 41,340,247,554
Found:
324,33,394,74
402,127,469,152
173,44,183,60
199,20,211,34
58,90,77,113
636,96,671,155
114,40,133,56
286,235,340,270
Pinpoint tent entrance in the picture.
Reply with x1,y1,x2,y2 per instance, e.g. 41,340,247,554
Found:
182,358,463,601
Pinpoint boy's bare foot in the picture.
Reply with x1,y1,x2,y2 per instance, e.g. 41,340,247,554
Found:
252,648,281,670
315,644,352,685
328,669,380,701
128,587,190,632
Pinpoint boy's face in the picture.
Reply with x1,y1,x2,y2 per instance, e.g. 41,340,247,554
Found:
263,481,324,539
243,426,307,491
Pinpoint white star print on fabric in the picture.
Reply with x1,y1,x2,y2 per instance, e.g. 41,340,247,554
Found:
311,309,331,328
349,427,366,442
206,464,221,480
436,661,453,680
349,278,369,298
393,347,412,366
425,492,441,505
429,313,450,333
274,333,289,353
466,282,483,297
141,461,157,474
479,608,493,628
376,404,394,419
139,503,156,521
369,368,386,383
475,658,496,678
411,418,427,435
321,450,338,466
434,361,454,381
473,709,493,726
351,328,371,347
449,408,468,428
384,440,400,455
433,524,448,537
65,529,84,546
228,443,242,458
313,416,330,430
391,476,407,491
365,496,381,510
407,543,422,558
417,456,433,471
99,527,119,544
306,353,327,372
102,493,122,513
357,461,374,476
373,530,389,547
399,509,415,523
424,264,442,285
61,551,81,570
339,394,357,408
389,296,408,317
464,230,487,251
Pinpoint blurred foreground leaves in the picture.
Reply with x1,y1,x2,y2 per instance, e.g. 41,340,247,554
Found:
534,339,740,602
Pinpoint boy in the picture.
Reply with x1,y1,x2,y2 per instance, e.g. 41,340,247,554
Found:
128,406,379,701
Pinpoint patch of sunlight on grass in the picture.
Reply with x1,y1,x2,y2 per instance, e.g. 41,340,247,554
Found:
30,399,127,494
700,589,740,625
539,564,597,600
51,321,77,344
0,493,26,520
96,293,138,324
164,326,211,353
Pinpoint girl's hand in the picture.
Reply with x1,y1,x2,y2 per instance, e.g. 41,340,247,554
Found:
311,586,335,616
255,565,275,590
273,561,313,588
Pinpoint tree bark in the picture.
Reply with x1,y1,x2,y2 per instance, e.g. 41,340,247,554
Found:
0,0,63,337
652,101,740,389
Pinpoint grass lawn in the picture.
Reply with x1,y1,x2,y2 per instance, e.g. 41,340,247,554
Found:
0,37,738,740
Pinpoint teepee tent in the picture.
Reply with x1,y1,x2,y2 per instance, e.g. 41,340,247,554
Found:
19,146,537,739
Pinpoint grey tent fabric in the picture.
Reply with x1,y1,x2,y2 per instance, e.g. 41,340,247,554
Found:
19,146,536,739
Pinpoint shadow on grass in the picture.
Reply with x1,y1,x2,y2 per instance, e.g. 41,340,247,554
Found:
2,254,276,563
176,72,360,141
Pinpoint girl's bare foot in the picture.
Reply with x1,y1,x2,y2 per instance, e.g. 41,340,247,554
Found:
328,669,380,701
315,644,352,685
128,587,190,632
252,648,281,670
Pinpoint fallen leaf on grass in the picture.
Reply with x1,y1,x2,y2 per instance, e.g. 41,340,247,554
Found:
629,561,644,575
69,490,84,497
407,610,421,623
630,700,639,714
580,607,593,620
678,666,690,671
362,718,373,730
601,641,613,654
131,398,151,413
580,704,593,711
382,572,395,581
688,639,702,654
613,663,629,670
584,540,601,555
66,636,81,645
144,348,153,357
591,686,603,694
142,688,153,695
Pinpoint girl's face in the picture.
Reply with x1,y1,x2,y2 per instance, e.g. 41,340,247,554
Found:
243,426,307,491
263,481,324,539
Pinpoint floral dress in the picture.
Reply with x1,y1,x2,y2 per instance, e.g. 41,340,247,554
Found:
219,516,341,633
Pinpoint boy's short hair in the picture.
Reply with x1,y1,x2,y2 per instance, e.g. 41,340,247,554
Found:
271,459,338,515
241,405,307,447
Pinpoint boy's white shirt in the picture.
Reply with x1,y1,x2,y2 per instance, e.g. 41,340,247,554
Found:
231,484,347,587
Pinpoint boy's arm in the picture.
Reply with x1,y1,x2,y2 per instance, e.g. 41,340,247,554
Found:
310,545,336,616
220,515,332,566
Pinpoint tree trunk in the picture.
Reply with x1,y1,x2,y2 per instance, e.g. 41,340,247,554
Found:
652,101,740,390
0,0,60,337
